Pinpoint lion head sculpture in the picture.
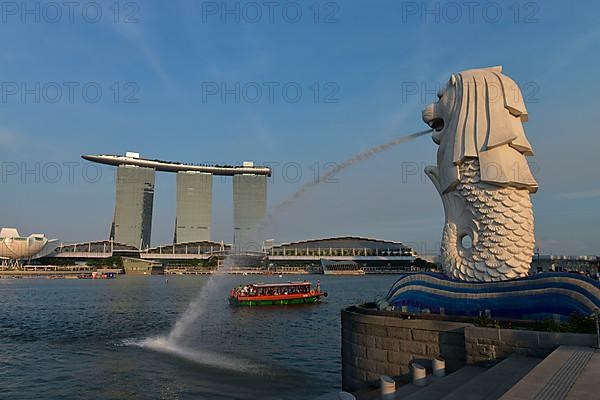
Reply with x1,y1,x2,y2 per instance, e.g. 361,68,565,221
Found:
422,66,538,282
422,66,538,194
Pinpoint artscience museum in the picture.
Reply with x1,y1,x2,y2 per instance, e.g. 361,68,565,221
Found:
0,228,57,266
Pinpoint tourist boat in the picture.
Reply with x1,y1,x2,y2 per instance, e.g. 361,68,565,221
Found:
228,281,327,306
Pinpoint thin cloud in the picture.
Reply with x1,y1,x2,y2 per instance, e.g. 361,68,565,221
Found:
109,13,177,91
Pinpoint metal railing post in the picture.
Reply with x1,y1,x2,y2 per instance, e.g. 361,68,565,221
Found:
594,308,600,349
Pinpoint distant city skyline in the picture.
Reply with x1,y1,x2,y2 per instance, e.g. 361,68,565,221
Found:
1,1,599,254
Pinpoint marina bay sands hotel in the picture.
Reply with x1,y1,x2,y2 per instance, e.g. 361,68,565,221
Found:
82,152,271,251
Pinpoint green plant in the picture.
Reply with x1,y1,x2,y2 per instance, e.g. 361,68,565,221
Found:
473,312,596,334
44,258,76,266
475,314,504,329
86,256,122,268
533,319,566,332
565,313,596,334
412,258,439,270
532,313,596,334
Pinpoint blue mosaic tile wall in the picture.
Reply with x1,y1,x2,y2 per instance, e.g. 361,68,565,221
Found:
385,273,600,319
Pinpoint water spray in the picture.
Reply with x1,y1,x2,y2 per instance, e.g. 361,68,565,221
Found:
167,256,235,343
125,256,249,371
128,128,432,369
166,128,433,339
267,128,433,221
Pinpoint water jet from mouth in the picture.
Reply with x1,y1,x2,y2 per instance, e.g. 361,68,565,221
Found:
129,128,432,370
268,128,433,219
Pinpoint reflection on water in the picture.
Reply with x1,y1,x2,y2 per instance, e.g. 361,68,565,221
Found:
0,275,395,399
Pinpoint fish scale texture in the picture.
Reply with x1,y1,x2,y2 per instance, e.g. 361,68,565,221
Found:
442,159,535,282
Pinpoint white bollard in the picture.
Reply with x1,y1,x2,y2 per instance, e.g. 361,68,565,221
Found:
337,392,356,400
432,358,446,377
380,375,396,399
411,363,427,387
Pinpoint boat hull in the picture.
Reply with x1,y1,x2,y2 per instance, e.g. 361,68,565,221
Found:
229,293,324,306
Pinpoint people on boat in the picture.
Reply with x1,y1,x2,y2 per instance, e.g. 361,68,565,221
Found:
231,283,315,298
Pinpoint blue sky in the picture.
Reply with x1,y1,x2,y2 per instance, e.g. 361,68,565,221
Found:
1,0,599,255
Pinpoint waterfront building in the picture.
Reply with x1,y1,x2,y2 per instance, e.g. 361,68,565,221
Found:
175,171,212,243
320,260,365,275
233,171,267,252
45,236,421,274
531,255,599,277
83,153,271,249
44,236,600,278
110,165,155,249
46,239,230,274
267,237,418,273
121,257,164,275
0,228,57,268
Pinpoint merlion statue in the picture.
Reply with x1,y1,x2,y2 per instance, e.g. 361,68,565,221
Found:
422,66,538,282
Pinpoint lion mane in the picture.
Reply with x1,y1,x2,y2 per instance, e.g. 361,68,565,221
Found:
436,66,538,194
